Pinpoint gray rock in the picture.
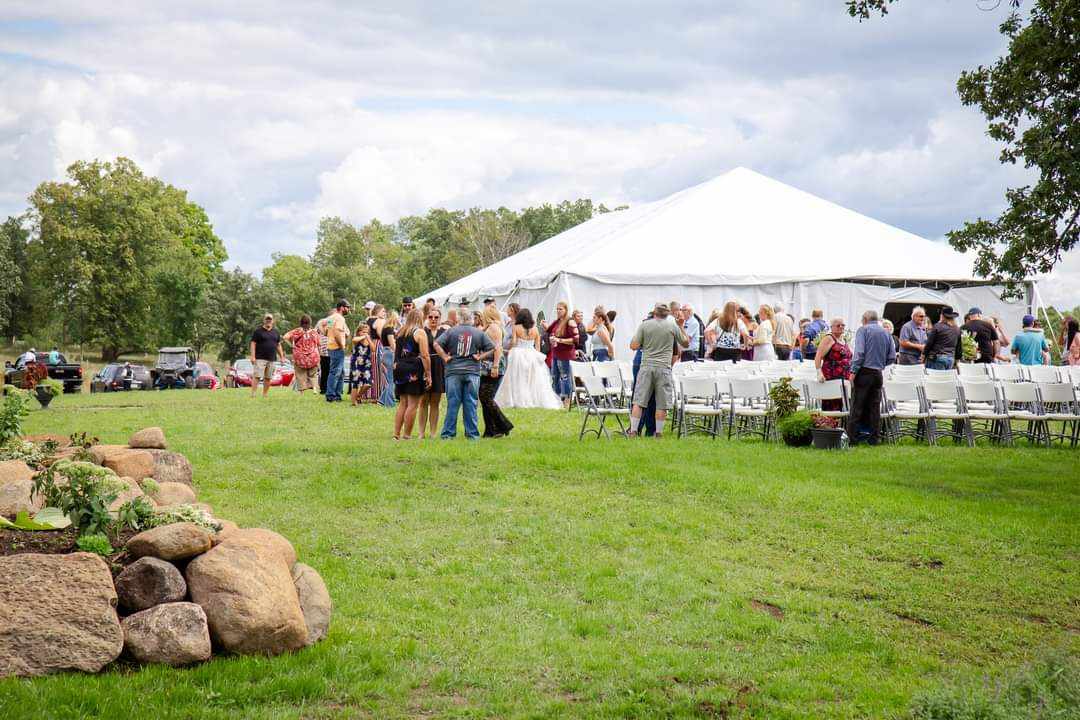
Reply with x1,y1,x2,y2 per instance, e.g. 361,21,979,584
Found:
292,563,332,645
126,522,212,562
121,602,211,666
102,449,155,481
128,427,166,450
114,557,187,611
0,553,123,677
146,450,194,487
216,527,297,568
147,481,196,506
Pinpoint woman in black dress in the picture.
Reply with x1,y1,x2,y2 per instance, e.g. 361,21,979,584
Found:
479,304,514,438
418,306,447,439
391,308,431,440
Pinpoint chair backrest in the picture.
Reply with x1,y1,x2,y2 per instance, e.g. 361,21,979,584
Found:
728,378,769,401
925,368,957,383
1025,365,1060,383
1037,381,1077,405
883,380,921,404
892,364,926,377
680,376,719,403
990,364,1024,382
922,380,960,404
957,363,987,378
804,378,845,402
581,375,609,400
569,360,593,379
1000,380,1039,404
592,362,622,381
960,380,999,404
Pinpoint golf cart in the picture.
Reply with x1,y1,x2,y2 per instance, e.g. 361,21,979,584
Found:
151,347,198,389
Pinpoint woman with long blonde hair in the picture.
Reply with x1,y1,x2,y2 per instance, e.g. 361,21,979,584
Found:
587,305,615,361
478,304,514,437
752,304,777,361
417,306,446,438
708,302,746,362
391,308,431,439
546,301,578,408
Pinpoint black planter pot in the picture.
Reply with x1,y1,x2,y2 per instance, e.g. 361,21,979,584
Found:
811,427,846,449
782,433,812,447
35,387,54,409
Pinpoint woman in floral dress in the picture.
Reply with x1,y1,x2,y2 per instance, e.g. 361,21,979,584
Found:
814,317,852,412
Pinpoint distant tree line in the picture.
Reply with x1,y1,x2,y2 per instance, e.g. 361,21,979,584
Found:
0,157,622,362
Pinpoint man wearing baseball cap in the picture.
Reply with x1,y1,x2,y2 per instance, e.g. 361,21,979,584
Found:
626,303,689,438
324,299,351,402
1010,314,1050,365
960,307,999,364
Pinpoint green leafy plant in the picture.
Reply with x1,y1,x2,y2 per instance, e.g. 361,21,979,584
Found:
0,507,72,530
140,478,160,496
777,410,814,446
0,438,51,468
68,431,100,462
115,496,157,532
960,333,978,362
0,388,31,445
75,533,114,557
767,377,801,419
32,460,120,537
35,378,63,398
811,413,840,430
145,503,222,533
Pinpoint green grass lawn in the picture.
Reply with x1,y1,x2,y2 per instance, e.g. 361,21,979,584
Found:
2,389,1078,719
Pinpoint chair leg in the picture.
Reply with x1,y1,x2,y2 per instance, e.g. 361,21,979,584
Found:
926,418,937,446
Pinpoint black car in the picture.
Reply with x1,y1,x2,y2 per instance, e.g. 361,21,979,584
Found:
89,363,153,393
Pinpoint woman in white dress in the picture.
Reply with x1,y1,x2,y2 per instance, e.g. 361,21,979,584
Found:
495,308,564,410
753,304,777,361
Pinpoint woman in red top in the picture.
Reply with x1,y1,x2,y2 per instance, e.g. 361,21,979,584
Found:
547,301,578,409
814,317,852,412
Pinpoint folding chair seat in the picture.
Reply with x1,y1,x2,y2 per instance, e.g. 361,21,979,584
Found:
577,375,630,440
727,378,771,440
802,379,849,424
882,380,927,443
592,361,626,407
677,376,724,438
1036,382,1080,446
1025,366,1061,383
922,380,972,446
990,364,1024,382
960,380,1011,444
957,363,988,379
1000,380,1048,445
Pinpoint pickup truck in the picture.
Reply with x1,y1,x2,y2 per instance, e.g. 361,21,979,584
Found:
4,352,84,393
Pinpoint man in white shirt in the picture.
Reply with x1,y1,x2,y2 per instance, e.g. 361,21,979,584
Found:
772,305,796,360
680,305,701,362
20,348,37,366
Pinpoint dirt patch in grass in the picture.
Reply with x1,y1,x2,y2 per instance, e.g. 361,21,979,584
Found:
750,599,784,620
1,527,140,575
908,558,945,569
892,611,934,627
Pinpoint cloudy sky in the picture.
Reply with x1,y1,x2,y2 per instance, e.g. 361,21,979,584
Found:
1,1,1075,306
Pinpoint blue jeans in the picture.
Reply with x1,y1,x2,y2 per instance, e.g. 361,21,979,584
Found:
926,355,955,371
326,349,345,401
441,373,480,439
592,348,611,362
551,358,573,398
378,346,396,407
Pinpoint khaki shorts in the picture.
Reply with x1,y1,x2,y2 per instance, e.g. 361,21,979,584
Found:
253,359,275,382
295,365,318,390
632,365,674,410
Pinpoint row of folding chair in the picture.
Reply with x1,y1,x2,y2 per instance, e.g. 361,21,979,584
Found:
886,362,1079,385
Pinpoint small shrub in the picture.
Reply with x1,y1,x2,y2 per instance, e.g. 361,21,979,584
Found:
147,503,222,533
75,533,114,557
140,478,160,496
32,460,119,537
68,432,100,462
36,378,63,398
115,496,157,532
0,388,31,445
777,410,814,445
811,413,840,429
960,334,978,363
768,377,801,419
0,438,55,468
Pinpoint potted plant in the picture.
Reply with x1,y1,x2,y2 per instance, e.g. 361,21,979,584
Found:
34,378,62,409
810,413,847,449
777,409,813,447
767,377,801,419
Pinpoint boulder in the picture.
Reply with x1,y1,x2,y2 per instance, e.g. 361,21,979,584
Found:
186,542,308,654
217,528,297,568
211,520,240,547
23,433,71,448
107,477,153,512
103,449,155,480
0,553,123,677
88,444,128,466
292,563,331,645
127,523,213,562
129,427,166,450
114,557,187,612
121,603,211,666
146,449,194,487
0,461,40,517
147,481,196,506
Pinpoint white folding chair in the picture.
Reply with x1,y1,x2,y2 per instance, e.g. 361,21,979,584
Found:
1037,382,1080,447
1000,381,1048,445
957,363,988,379
925,369,959,384
990,364,1024,382
727,378,771,440
922,380,973,446
802,379,849,424
1025,365,1061,383
960,380,1012,445
618,362,634,397
569,360,594,410
882,380,928,443
577,375,630,440
891,364,926,379
592,362,626,407
677,376,724,438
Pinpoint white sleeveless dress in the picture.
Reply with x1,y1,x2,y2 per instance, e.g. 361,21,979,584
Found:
495,337,563,409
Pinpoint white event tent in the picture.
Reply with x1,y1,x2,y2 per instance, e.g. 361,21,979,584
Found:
424,168,1041,362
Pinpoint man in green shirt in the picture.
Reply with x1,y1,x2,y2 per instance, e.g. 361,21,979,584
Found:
627,304,689,438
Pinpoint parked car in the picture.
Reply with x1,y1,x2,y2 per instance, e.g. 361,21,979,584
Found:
90,363,153,393
225,359,294,388
151,347,198,389
192,362,220,390
4,351,83,392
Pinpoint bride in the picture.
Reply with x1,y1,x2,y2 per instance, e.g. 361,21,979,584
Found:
495,308,564,410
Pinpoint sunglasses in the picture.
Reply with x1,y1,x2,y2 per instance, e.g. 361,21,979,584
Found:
427,314,440,319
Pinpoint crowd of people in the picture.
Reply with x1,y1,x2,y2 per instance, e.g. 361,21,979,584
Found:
245,296,1080,443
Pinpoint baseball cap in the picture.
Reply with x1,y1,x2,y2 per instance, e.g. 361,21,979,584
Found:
363,301,376,311
483,297,495,305
336,298,351,309
263,313,273,321
940,306,959,319
967,307,982,317
1022,314,1035,327
402,296,413,305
